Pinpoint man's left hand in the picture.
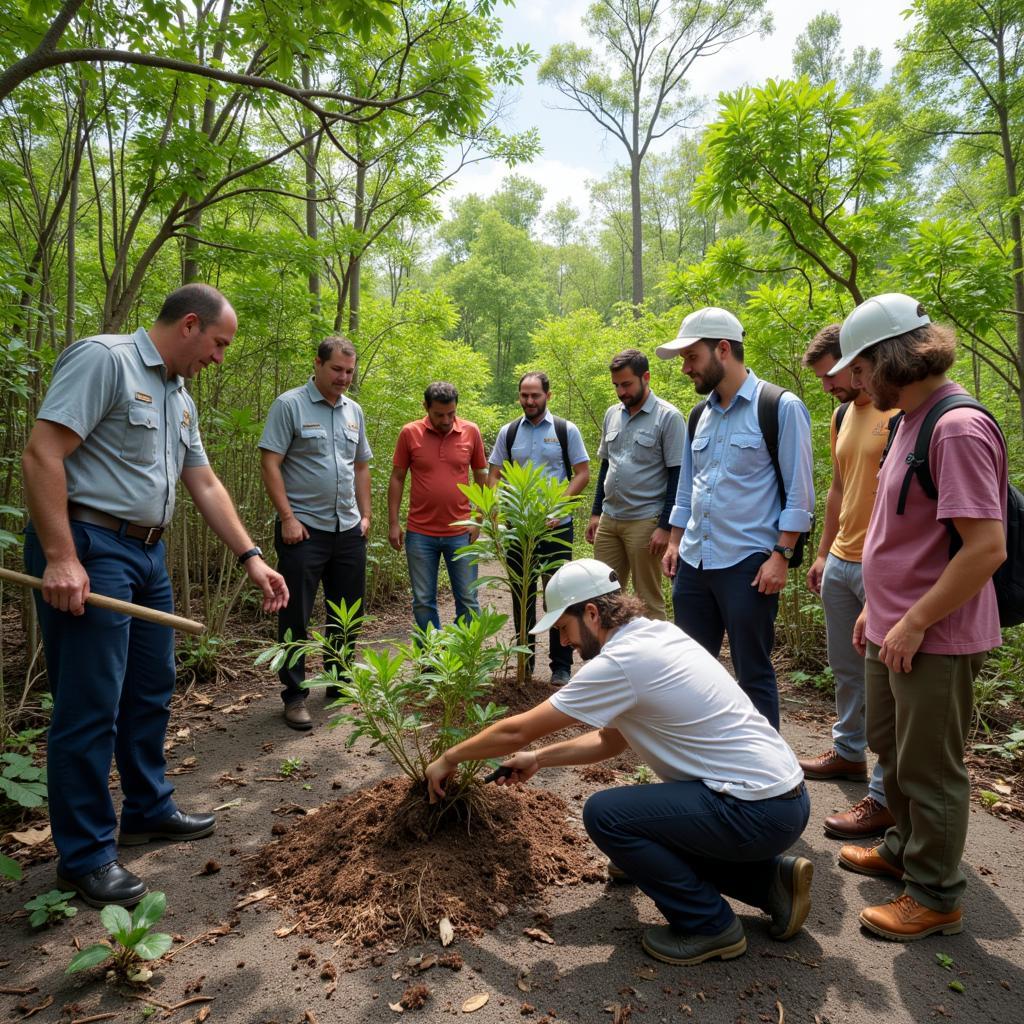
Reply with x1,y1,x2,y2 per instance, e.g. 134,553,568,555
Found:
467,524,481,544
879,615,925,674
648,527,670,557
425,755,456,804
752,552,787,595
244,558,290,612
360,516,370,538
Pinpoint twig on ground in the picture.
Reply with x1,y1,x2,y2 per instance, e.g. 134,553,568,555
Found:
70,1012,119,1023
20,994,55,1017
162,995,214,1017
760,951,820,968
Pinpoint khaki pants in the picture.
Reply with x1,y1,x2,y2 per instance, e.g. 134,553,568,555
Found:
593,514,666,620
865,641,986,912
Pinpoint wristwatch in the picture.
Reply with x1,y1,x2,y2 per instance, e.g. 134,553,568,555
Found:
772,544,794,561
238,546,263,565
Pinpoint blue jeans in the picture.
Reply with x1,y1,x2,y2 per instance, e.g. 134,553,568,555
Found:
584,781,810,934
404,530,479,630
25,522,178,876
673,553,780,728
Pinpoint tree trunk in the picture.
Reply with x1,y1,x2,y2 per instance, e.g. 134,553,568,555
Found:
348,161,366,336
630,152,643,312
301,62,321,313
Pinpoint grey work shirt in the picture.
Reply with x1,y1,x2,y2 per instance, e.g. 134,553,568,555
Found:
597,390,685,520
258,379,372,532
36,327,208,527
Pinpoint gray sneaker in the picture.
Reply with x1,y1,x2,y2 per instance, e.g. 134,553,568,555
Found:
283,700,313,731
641,918,746,965
765,855,814,940
550,670,571,686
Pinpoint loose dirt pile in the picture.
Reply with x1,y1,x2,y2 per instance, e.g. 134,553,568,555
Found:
256,776,605,954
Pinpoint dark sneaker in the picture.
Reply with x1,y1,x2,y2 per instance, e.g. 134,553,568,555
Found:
283,700,313,730
119,810,215,846
824,796,895,839
550,670,571,687
765,855,814,940
57,861,148,909
641,918,746,965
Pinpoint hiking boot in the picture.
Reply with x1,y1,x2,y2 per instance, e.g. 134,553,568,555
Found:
283,699,313,731
824,796,895,839
838,844,904,880
859,894,962,941
765,855,814,940
641,918,746,965
798,749,868,781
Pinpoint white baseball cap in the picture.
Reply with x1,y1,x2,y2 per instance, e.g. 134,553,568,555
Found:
532,558,621,634
656,306,744,359
829,293,931,374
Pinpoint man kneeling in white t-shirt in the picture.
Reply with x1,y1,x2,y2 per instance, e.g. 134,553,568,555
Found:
425,559,813,965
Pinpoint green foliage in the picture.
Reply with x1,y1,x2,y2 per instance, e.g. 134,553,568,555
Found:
974,725,1024,763
0,751,47,809
279,757,304,778
25,889,76,928
66,891,172,980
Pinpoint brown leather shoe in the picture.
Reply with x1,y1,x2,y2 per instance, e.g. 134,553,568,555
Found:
859,894,962,941
798,749,867,781
838,844,904,880
283,700,312,731
824,796,896,839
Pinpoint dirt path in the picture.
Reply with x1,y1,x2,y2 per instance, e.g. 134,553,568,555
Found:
2,582,1022,1024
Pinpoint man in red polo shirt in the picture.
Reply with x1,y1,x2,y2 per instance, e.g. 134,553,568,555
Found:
388,381,488,629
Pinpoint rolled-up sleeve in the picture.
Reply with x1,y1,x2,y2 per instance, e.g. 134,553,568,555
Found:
777,395,815,533
668,414,693,529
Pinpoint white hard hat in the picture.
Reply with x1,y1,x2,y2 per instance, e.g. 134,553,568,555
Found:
532,558,621,634
829,293,931,374
656,306,744,359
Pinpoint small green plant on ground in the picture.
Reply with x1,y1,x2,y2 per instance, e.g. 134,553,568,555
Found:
66,891,172,982
279,757,303,778
632,764,655,785
1,743,48,879
974,724,1024,763
788,665,835,697
456,460,582,684
25,889,77,927
176,632,225,691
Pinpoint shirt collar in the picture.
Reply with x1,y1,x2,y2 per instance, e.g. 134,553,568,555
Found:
709,368,758,409
522,409,554,428
305,376,348,409
136,327,183,388
422,415,464,436
623,389,659,415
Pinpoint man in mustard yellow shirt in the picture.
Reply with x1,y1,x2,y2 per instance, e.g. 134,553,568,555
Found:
800,325,897,839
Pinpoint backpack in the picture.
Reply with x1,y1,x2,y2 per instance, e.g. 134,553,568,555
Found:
504,415,573,480
880,394,1024,628
834,400,851,434
687,381,811,569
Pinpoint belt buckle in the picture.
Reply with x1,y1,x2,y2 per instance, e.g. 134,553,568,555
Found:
144,527,161,546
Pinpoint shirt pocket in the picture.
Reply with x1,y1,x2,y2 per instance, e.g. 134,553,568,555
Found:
121,400,159,465
632,429,659,463
342,426,360,456
726,431,764,476
690,433,711,474
297,424,328,456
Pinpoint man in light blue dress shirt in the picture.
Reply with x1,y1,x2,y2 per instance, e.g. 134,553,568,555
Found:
659,308,814,728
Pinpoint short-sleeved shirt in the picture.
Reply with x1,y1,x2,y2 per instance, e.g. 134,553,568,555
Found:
863,382,1006,655
830,400,898,563
550,617,802,799
258,379,372,532
36,327,208,527
490,411,589,526
393,417,487,537
597,391,685,520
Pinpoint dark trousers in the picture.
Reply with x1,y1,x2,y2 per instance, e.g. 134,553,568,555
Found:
25,522,177,876
507,521,574,675
275,522,367,705
584,781,809,933
672,553,780,728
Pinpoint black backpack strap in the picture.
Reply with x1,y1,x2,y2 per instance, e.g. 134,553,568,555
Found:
834,401,850,435
687,400,707,446
756,381,786,505
879,411,904,468
502,417,523,461
552,415,572,480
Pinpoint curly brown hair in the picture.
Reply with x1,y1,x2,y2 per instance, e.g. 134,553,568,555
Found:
563,591,647,628
860,323,957,409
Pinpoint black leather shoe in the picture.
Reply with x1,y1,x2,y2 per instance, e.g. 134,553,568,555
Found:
119,809,216,846
57,861,148,908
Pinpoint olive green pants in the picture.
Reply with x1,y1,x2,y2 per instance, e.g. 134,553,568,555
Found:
592,514,666,620
865,641,986,912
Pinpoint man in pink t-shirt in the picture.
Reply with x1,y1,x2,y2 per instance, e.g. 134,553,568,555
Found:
826,293,1007,943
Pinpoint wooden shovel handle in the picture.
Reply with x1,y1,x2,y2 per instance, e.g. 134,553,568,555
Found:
0,566,206,635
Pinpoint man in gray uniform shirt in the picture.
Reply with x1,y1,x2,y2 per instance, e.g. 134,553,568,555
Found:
259,336,372,730
22,283,288,909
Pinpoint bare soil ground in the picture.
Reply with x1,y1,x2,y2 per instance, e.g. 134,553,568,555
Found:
1,583,1023,1024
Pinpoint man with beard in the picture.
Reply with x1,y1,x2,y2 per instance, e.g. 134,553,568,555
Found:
388,381,488,630
657,307,814,728
586,349,685,620
797,325,897,839
831,293,1006,941
425,558,813,965
488,371,590,684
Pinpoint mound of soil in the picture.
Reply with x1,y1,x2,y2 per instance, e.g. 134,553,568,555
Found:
256,776,605,953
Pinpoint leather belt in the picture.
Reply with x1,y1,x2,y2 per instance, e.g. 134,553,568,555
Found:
68,503,165,545
778,783,806,800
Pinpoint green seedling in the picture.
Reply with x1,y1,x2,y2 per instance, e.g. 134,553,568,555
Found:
632,764,656,785
25,889,77,928
66,891,172,981
936,952,954,971
979,790,1000,807
279,757,303,778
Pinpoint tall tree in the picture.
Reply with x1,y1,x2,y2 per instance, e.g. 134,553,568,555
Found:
539,0,770,310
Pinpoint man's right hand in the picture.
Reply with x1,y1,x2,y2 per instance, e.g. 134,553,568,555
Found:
389,523,404,551
280,516,309,545
806,554,826,595
661,543,679,579
492,750,540,785
42,557,90,615
585,514,601,544
852,607,868,657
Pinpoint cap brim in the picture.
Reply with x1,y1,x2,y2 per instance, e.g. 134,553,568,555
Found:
826,351,856,375
655,336,702,359
532,605,565,634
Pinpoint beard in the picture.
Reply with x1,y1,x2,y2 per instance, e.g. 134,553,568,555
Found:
577,620,602,661
621,387,647,409
693,354,725,395
868,377,900,412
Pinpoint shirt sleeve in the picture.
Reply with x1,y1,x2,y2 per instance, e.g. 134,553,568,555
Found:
548,655,637,728
777,394,815,533
355,405,372,463
659,406,685,468
567,422,589,465
668,409,694,529
37,341,119,440
258,398,292,455
470,426,487,471
489,424,509,467
932,417,1006,521
392,426,411,470
597,408,612,460
183,396,209,468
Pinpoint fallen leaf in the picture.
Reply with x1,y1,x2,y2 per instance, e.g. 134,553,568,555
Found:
196,1007,211,1023
198,860,221,876
776,999,785,1024
633,965,656,980
414,955,437,973
177,728,191,740
439,917,455,947
462,993,489,1013
213,798,243,811
4,826,51,847
516,973,532,993
235,888,272,910
523,927,554,944
392,971,403,981
181,756,197,768
388,1001,404,1013
275,923,299,938
993,780,1012,796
